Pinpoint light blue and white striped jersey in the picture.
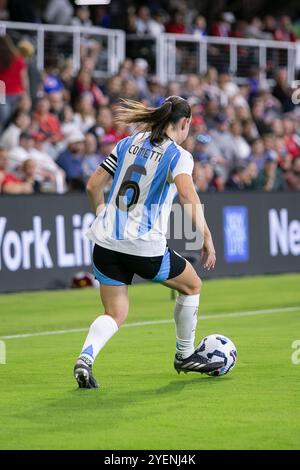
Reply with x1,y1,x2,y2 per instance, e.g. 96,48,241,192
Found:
86,132,194,257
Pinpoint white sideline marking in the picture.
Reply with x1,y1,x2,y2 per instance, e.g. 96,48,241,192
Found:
1,305,300,341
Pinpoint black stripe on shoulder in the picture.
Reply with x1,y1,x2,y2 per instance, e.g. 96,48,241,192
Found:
100,162,114,176
109,153,118,163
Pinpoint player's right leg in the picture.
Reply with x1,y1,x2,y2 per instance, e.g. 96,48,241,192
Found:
163,259,224,374
74,284,129,389
74,245,132,389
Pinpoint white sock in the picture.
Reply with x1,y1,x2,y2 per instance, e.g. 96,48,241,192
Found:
79,315,119,365
174,294,200,360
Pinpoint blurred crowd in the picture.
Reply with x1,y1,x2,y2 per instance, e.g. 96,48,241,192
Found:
1,2,300,195
1,0,300,43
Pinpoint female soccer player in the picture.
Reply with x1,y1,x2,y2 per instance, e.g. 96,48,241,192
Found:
74,96,223,388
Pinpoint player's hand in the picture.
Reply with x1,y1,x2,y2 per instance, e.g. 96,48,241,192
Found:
201,238,216,271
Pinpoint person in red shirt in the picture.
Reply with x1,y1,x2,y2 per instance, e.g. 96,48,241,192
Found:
273,15,296,42
0,147,32,194
33,96,63,144
0,35,28,129
283,118,300,158
166,11,186,34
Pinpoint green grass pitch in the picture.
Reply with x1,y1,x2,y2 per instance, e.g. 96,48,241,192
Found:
0,273,300,450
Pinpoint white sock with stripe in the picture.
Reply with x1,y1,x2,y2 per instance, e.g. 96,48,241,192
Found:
79,315,119,365
174,294,200,360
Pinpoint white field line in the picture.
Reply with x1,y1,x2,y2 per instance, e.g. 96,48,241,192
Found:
1,305,300,341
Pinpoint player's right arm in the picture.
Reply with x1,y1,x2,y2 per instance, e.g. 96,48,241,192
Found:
86,166,112,215
86,152,118,214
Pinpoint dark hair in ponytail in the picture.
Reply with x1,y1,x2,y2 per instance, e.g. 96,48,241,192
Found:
114,96,191,145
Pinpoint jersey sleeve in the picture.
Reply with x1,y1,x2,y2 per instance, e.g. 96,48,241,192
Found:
170,149,194,181
100,151,118,177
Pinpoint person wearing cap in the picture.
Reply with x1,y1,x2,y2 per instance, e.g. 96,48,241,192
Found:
56,132,85,191
193,134,212,162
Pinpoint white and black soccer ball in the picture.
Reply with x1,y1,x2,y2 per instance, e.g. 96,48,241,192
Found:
195,334,237,376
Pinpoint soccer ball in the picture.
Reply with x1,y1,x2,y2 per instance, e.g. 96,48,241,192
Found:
195,334,237,376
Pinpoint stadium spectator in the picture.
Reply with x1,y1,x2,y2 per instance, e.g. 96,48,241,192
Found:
211,12,235,37
249,138,266,171
284,156,300,190
263,15,277,37
191,16,207,37
82,133,101,181
74,93,96,133
61,105,80,138
8,130,66,193
251,99,272,136
254,154,286,191
1,7,300,194
17,40,40,103
0,110,31,150
210,114,238,180
282,118,300,158
72,67,107,108
143,77,164,107
33,97,63,144
193,134,212,162
230,121,251,161
98,133,118,163
135,5,165,35
8,131,35,172
245,17,271,40
20,158,41,194
0,0,8,20
273,15,296,42
56,132,85,191
166,11,186,34
44,0,73,25
0,35,28,129
15,93,32,115
226,164,248,191
272,68,295,113
193,160,215,192
0,147,32,194
72,5,92,28
89,106,116,143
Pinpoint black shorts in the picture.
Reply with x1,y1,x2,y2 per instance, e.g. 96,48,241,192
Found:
92,244,186,286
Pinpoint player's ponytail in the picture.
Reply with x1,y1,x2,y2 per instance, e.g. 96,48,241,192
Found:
115,96,191,145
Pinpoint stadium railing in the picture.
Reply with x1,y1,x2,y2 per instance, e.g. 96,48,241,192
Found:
0,21,125,78
127,33,299,84
0,20,298,85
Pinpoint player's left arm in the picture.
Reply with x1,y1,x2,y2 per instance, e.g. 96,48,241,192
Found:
86,166,112,215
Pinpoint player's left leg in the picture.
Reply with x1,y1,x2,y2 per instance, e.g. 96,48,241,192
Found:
74,284,129,389
160,250,224,374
